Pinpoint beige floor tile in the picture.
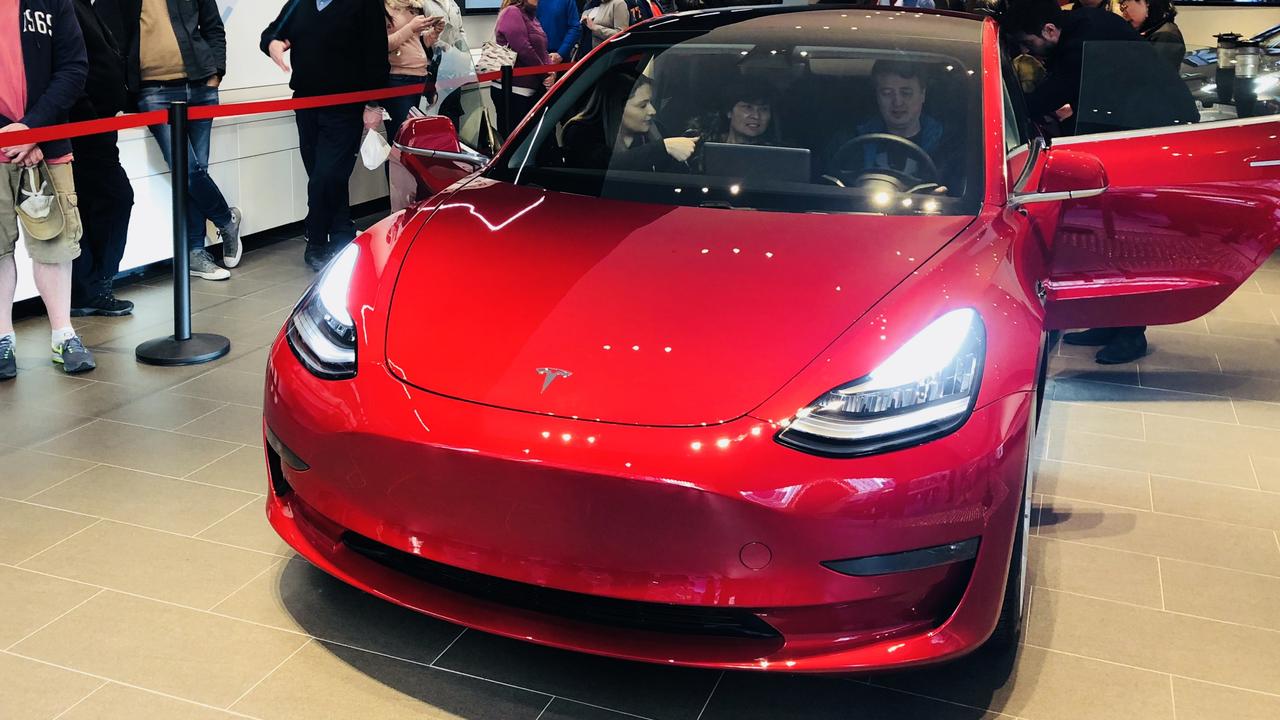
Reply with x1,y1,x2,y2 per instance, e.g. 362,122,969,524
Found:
1139,368,1280,404
29,465,257,536
1204,296,1279,325
220,345,270,375
0,400,95,449
1206,316,1280,341
1154,317,1209,336
1254,456,1280,493
1253,270,1280,295
0,652,103,720
1233,399,1280,431
0,363,94,404
1026,588,1280,695
1161,559,1280,631
179,403,265,446
59,683,245,720
172,369,265,409
198,499,293,556
1171,677,1280,720
1053,378,1236,424
1045,431,1257,489
1143,412,1280,462
5,379,155,418
435,630,720,720
1034,460,1152,510
1150,476,1280,531
35,419,240,478
194,295,296,323
21,520,281,609
1044,402,1144,441
211,558,461,666
1036,496,1280,576
99,388,227,430
1027,537,1162,608
11,591,307,707
0,566,99,647
232,640,549,720
186,445,270,493
0,499,98,564
876,644,1174,720
0,446,95,500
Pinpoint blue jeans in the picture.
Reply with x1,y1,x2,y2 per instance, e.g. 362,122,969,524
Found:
136,83,233,252
383,74,426,146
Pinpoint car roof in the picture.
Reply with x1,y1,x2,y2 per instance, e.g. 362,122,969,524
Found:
637,5,985,45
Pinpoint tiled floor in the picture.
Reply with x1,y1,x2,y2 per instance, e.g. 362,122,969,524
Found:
3,238,1280,720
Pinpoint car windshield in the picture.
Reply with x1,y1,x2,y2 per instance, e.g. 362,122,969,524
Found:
486,11,985,216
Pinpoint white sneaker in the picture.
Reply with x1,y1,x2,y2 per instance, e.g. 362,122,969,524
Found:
220,207,243,268
189,249,231,281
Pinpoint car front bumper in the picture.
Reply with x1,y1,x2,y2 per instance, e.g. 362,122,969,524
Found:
262,338,1031,672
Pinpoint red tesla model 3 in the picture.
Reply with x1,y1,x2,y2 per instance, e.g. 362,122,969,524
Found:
263,7,1280,671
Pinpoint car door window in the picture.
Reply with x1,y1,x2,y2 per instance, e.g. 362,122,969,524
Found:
1070,39,1279,137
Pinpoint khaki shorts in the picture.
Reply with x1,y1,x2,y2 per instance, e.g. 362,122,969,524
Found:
1,162,83,264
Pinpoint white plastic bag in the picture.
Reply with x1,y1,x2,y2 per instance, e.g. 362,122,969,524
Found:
360,129,392,170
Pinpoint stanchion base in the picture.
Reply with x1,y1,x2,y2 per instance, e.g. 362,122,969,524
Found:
136,333,231,367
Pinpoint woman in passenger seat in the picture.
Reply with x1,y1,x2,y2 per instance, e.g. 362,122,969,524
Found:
697,81,778,146
560,72,699,171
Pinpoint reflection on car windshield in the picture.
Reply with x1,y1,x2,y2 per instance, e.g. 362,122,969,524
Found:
487,18,985,217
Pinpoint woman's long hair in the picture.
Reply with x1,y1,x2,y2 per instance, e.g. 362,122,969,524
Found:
560,72,661,150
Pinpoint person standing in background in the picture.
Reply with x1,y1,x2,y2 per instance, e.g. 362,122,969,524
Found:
69,0,135,317
492,0,555,136
420,0,467,52
538,0,581,66
584,0,628,45
0,0,96,379
115,0,243,281
1120,0,1185,71
262,0,390,272
384,1,442,143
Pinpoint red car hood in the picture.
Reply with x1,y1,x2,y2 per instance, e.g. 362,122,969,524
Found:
385,181,973,427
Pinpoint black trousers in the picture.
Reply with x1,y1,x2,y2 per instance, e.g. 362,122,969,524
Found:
490,86,541,139
70,131,133,304
295,104,363,248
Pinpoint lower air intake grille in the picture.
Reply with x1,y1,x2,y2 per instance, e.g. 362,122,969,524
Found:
343,532,780,640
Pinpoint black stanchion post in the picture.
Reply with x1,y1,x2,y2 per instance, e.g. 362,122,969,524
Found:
136,100,232,366
501,65,514,137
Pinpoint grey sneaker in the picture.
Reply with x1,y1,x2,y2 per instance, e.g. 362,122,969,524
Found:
190,249,231,281
52,336,95,374
0,335,15,381
220,207,243,268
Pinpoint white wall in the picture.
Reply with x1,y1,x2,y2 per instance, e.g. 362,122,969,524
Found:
1179,7,1280,49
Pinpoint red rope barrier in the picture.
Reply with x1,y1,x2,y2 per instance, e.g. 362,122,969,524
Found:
0,62,575,148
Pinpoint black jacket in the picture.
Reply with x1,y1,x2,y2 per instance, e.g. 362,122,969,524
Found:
70,0,128,122
1028,7,1195,135
1143,18,1186,73
260,0,389,99
111,0,227,93
2,0,88,159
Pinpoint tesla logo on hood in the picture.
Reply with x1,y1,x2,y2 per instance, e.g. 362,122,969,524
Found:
536,368,573,394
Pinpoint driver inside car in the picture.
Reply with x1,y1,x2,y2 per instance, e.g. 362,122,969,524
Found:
825,60,955,192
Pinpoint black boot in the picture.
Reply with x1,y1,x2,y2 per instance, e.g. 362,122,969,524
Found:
1096,328,1148,365
1063,328,1120,346
304,240,331,272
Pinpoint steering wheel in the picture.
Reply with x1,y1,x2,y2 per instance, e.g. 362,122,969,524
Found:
829,133,940,191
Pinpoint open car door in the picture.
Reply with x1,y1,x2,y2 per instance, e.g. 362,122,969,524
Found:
1036,116,1280,330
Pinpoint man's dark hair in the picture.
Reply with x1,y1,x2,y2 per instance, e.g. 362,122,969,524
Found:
870,60,927,86
1000,0,1067,37
1138,0,1177,33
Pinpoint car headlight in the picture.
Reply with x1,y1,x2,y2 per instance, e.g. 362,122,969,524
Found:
777,308,985,457
286,244,359,379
